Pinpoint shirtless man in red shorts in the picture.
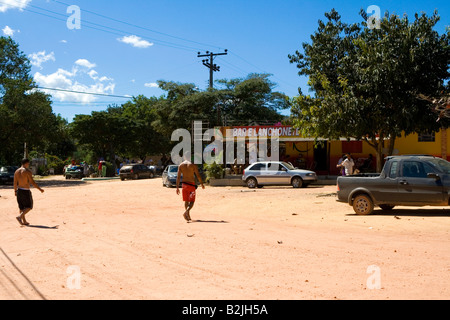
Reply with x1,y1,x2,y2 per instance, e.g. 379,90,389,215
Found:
176,157,205,222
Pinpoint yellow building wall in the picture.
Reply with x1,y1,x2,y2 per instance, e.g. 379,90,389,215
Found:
394,131,442,156
326,128,450,174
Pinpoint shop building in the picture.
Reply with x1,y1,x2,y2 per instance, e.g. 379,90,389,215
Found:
217,125,450,175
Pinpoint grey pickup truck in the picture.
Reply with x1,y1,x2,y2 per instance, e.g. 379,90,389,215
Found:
337,155,450,215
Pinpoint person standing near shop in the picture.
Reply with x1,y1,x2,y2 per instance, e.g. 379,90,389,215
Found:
101,161,107,177
98,160,103,177
336,154,346,176
340,153,355,176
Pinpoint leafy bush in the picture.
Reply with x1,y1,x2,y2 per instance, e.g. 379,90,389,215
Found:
46,154,69,175
204,162,224,182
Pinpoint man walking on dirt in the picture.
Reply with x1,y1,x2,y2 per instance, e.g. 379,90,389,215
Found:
176,155,205,222
14,159,44,226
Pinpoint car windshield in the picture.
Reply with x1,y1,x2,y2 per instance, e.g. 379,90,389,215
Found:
428,158,450,174
169,166,178,173
0,166,16,173
281,161,295,170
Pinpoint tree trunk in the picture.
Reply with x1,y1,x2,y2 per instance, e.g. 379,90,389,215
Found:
365,135,384,173
376,141,383,173
388,136,396,156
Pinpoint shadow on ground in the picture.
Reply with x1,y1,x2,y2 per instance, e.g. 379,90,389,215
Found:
0,179,87,190
347,208,450,217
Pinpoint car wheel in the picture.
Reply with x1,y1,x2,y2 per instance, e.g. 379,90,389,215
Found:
133,173,139,180
120,176,125,181
149,172,154,179
246,177,257,189
291,177,303,188
379,204,395,211
353,194,374,215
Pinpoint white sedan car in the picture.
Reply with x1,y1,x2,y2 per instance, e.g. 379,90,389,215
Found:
242,161,317,188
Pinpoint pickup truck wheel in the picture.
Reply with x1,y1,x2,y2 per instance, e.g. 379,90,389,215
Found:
379,204,395,211
246,177,257,189
353,194,374,215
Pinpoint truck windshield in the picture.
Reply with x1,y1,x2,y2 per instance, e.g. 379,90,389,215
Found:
428,159,450,174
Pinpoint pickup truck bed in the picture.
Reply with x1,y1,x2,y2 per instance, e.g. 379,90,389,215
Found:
337,155,450,215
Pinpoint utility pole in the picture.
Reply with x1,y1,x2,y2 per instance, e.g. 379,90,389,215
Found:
197,50,228,125
197,50,228,89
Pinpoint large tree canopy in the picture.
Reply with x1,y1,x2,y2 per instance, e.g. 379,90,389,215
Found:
152,74,290,136
289,9,450,171
0,37,63,164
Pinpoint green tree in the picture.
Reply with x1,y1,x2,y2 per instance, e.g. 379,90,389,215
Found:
0,37,61,164
70,107,131,174
152,81,217,136
152,74,290,137
121,95,170,161
215,73,290,125
289,9,450,172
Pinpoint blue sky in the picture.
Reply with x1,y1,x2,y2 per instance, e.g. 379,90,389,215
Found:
1,0,449,121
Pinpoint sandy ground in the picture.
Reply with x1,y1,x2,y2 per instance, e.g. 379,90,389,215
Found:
0,175,449,300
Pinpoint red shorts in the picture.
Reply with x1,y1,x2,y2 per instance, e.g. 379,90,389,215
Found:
182,183,196,202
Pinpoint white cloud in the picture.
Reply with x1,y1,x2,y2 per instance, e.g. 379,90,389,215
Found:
117,35,153,48
34,59,115,104
60,40,67,44
0,0,31,12
75,59,96,69
2,25,16,37
99,76,113,82
144,82,159,88
28,50,55,69
88,69,99,80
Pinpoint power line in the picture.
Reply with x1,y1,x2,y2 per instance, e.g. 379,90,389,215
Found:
4,0,298,93
37,87,131,98
1,0,203,52
51,0,224,52
229,51,299,90
216,56,251,75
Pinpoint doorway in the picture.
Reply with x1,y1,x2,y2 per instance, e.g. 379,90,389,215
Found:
314,141,328,173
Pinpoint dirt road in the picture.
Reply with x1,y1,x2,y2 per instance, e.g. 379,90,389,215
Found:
1,176,449,300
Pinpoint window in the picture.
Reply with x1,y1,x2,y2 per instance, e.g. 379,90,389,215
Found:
402,161,431,178
418,132,435,142
169,166,178,173
389,161,399,178
267,163,282,171
249,163,266,171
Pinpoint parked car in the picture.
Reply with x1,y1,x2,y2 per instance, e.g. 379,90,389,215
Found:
64,165,84,179
0,166,18,184
162,165,180,187
119,163,155,181
242,161,317,188
337,155,450,215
